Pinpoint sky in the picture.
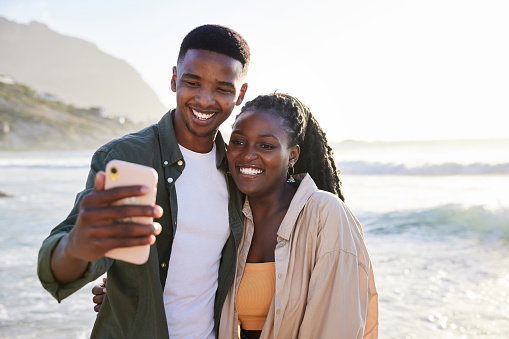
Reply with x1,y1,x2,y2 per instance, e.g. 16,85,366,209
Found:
1,0,508,142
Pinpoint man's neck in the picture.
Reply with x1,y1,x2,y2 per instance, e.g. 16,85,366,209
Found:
172,112,217,153
177,135,216,153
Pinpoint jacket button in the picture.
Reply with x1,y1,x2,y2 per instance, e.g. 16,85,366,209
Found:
167,177,174,183
163,161,168,166
160,262,167,268
177,160,183,166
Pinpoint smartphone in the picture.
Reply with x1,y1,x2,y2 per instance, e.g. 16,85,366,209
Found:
104,160,158,265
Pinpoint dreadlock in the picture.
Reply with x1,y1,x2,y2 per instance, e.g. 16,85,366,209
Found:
236,93,345,201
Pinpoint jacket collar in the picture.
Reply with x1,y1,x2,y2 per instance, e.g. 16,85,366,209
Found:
242,173,318,240
157,109,228,172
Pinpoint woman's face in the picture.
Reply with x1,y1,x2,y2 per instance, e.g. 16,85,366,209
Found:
227,110,299,198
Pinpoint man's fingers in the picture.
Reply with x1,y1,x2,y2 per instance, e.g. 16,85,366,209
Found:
88,220,161,238
80,204,162,224
94,171,106,192
82,185,151,208
91,234,157,252
92,284,106,296
153,222,162,235
93,294,105,304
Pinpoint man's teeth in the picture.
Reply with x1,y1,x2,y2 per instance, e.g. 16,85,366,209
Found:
240,167,262,175
192,109,215,121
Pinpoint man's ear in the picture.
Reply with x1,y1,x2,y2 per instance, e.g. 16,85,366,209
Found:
235,83,248,106
171,66,177,93
289,145,300,166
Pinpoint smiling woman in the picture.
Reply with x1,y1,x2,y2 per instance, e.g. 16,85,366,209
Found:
220,93,378,339
227,109,299,199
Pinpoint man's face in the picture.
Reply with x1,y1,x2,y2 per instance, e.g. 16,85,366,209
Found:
171,49,247,151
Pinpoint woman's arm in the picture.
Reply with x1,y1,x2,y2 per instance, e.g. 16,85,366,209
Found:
298,199,378,338
297,250,374,338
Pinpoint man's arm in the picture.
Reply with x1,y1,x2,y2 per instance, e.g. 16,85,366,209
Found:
50,171,163,283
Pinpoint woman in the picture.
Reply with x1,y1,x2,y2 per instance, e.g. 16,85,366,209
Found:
219,93,378,338
93,93,378,338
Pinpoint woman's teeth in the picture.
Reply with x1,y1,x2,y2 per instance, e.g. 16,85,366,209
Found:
240,167,262,175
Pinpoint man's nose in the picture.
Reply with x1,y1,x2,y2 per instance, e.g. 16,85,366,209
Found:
195,88,216,107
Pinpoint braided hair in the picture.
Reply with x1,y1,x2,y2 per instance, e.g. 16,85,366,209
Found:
236,93,345,201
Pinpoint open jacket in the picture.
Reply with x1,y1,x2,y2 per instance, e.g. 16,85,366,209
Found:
38,110,244,338
219,174,378,338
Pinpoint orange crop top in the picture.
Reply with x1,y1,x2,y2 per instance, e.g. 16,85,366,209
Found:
236,262,276,331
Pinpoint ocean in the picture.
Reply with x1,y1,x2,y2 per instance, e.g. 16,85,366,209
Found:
0,139,508,338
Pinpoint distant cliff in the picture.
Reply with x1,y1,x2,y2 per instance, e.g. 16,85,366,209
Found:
0,17,166,122
0,81,146,151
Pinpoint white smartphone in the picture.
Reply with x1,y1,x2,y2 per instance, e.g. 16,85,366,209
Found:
104,160,158,265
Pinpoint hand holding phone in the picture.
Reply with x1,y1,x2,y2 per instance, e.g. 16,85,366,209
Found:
104,160,158,264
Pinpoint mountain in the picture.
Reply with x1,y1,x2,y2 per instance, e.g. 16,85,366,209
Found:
0,81,145,151
0,17,166,122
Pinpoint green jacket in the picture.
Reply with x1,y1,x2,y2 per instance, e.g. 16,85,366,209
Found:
37,110,244,338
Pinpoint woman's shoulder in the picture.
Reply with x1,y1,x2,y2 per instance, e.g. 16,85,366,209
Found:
303,189,364,243
294,174,358,231
305,188,350,218
308,188,343,204
295,174,344,207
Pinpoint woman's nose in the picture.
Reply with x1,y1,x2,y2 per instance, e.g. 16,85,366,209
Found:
243,147,258,161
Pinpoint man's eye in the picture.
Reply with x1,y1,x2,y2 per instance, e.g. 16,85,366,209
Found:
261,144,274,149
218,88,232,94
185,81,198,86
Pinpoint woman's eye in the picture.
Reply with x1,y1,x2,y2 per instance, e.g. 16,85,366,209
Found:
260,144,274,149
230,139,244,146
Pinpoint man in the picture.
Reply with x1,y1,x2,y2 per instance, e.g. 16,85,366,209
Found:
38,24,249,338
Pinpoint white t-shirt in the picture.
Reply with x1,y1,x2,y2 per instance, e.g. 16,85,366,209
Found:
163,143,230,338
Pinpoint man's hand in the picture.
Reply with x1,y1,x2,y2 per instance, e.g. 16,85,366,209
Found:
51,171,163,283
64,171,163,261
92,278,107,312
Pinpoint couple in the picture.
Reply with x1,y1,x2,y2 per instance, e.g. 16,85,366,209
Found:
38,24,378,338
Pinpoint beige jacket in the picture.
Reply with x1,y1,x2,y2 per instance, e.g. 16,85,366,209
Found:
219,174,378,338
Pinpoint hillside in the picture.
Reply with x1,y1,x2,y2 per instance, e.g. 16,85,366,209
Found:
0,81,147,151
0,17,166,122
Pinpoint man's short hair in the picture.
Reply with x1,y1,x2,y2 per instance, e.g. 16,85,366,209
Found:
178,24,250,75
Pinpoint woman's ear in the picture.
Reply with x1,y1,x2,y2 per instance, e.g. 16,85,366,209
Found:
289,145,300,166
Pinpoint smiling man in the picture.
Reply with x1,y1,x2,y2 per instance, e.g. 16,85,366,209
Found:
173,48,247,152
37,25,249,339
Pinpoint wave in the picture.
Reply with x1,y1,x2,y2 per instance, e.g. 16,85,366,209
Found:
0,151,93,168
360,204,509,241
0,164,89,169
338,161,509,175
0,159,90,169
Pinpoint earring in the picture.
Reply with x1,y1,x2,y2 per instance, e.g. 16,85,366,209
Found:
287,165,295,183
